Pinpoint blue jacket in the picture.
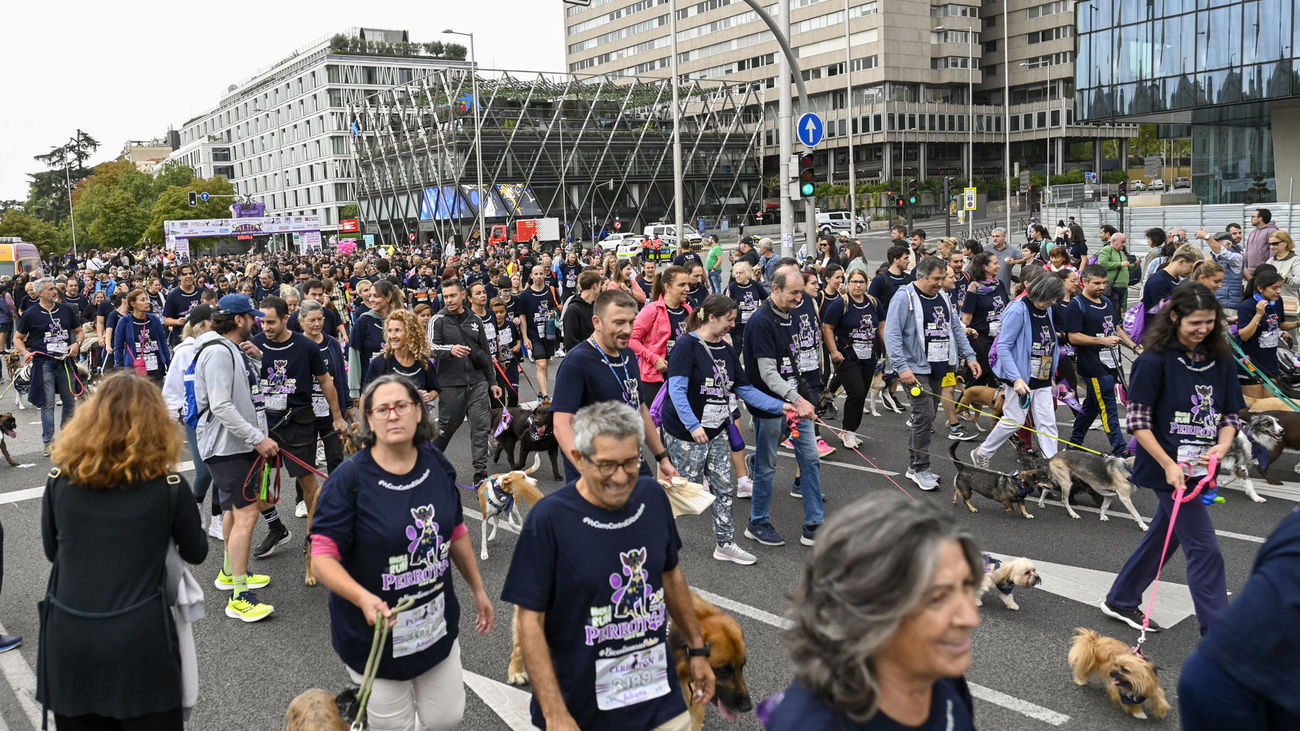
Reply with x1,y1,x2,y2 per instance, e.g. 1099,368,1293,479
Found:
992,298,1059,384
112,313,171,375
883,283,977,375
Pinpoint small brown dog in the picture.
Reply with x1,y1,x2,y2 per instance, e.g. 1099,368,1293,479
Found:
282,688,349,730
1068,628,1170,720
978,555,1041,611
955,384,1005,430
339,421,363,456
0,412,18,466
477,454,546,561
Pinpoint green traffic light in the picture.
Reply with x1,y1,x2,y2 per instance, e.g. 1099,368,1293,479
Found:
801,182,815,196
908,196,917,204
1119,195,1127,203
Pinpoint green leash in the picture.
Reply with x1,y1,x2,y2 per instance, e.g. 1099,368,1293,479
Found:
352,596,416,730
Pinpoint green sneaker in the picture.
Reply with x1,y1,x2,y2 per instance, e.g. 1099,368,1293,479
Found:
225,592,274,623
214,571,270,591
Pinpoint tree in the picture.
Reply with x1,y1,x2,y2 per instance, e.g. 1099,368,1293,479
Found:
0,209,63,255
71,160,154,244
27,131,101,224
152,162,196,196
0,201,23,215
142,177,237,246
88,188,148,250
339,203,359,220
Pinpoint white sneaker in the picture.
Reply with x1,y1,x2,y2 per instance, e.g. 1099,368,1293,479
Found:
735,476,753,499
713,542,757,565
295,500,308,518
208,513,224,541
841,431,862,449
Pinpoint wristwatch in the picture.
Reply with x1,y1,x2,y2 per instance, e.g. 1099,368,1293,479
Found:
654,450,670,462
685,643,711,659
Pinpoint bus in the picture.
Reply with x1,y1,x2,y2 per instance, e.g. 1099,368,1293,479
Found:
0,238,42,278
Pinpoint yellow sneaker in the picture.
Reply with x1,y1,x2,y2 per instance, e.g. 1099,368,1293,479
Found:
226,592,274,623
214,571,270,591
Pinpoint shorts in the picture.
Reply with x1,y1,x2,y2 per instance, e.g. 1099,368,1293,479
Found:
942,372,957,388
530,337,558,360
207,452,260,511
268,411,320,479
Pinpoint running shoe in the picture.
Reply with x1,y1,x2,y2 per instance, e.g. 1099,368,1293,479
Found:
42,444,51,458
816,439,836,458
252,525,292,559
948,422,979,441
743,520,786,547
207,513,224,541
713,542,757,565
1101,601,1161,633
969,447,992,469
841,431,862,449
214,571,271,591
790,478,802,499
735,476,753,499
800,523,820,546
0,634,21,653
780,439,794,450
294,500,308,518
226,592,275,623
905,468,941,491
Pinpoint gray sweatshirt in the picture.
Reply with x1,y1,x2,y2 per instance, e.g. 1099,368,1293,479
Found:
193,331,267,459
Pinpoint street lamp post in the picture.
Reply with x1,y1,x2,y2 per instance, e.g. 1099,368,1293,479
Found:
64,134,79,259
1002,0,1011,238
444,29,485,250
844,0,856,236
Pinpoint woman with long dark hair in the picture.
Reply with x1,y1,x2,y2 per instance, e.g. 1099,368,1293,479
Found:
821,268,882,449
1236,267,1297,399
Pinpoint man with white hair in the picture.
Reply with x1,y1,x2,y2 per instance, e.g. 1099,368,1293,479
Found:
984,228,1027,292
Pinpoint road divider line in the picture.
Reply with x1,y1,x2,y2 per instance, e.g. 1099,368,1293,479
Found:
0,620,43,729
1031,498,1267,544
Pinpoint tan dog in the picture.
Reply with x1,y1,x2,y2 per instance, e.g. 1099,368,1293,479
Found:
1243,395,1293,413
282,688,349,730
1068,628,1170,720
978,555,1041,611
955,385,1005,430
339,421,363,456
477,453,545,561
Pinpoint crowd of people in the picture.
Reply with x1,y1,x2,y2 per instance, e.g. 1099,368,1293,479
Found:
0,207,1297,730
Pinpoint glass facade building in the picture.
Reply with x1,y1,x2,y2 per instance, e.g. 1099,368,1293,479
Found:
1075,0,1298,202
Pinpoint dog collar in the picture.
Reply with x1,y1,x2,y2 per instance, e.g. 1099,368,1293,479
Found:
1118,691,1147,706
484,478,514,514
1008,470,1031,499
984,555,1016,595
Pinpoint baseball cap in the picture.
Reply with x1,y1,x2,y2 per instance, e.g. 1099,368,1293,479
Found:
186,304,215,327
214,294,263,317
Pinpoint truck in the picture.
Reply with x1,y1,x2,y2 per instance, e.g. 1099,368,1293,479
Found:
487,217,561,252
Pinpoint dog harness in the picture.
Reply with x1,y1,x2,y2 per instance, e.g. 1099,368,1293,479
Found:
1007,470,1032,499
482,476,514,515
983,555,1015,595
1118,690,1147,706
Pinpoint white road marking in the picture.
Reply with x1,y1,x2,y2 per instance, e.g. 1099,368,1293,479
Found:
0,488,43,505
463,671,534,730
985,552,1195,630
1031,497,1267,544
967,684,1070,726
0,620,44,729
693,588,790,630
1216,475,1300,502
744,445,900,477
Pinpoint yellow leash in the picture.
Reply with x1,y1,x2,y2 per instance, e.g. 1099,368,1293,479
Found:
904,382,1107,456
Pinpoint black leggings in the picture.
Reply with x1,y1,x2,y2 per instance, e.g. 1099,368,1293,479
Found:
972,334,997,387
836,361,875,432
55,708,183,731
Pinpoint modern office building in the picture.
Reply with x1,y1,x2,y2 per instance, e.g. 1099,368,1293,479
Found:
165,28,468,231
349,68,763,246
563,0,1137,205
1075,0,1296,203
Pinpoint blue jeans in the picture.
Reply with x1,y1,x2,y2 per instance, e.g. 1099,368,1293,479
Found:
186,425,216,514
751,414,824,528
708,269,723,294
37,357,76,445
1070,373,1127,454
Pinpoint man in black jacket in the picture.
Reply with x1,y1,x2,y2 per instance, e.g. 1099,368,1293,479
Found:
428,277,502,483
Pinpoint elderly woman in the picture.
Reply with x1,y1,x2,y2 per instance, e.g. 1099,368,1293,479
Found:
310,374,494,731
38,374,207,730
1096,231,1132,311
1265,229,1300,343
766,492,980,729
970,274,1067,467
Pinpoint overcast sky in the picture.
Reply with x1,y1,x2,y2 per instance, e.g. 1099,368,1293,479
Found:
0,1,567,203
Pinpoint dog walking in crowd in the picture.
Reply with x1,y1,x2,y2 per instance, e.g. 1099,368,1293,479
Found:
949,441,1052,519
1043,450,1149,531
1068,628,1170,720
476,454,545,561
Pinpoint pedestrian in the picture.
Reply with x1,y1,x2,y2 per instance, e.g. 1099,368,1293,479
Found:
428,278,502,485
630,265,692,407
515,265,562,399
490,297,523,407
37,373,207,730
1097,231,1133,311
193,293,279,622
1199,225,1245,312
1066,265,1138,457
162,304,224,537
310,374,495,731
14,276,83,456
664,294,795,566
363,309,441,404
984,227,1026,292
112,287,171,384
961,252,1010,387
162,264,202,347
705,234,725,293
1245,208,1278,278
502,400,714,731
1236,267,1296,400
741,258,821,547
1264,229,1300,340
684,261,709,309
606,259,647,305
296,299,350,482
765,492,979,730
1142,245,1201,309
883,257,981,491
348,279,398,398
820,268,882,448
1103,284,1241,636
563,270,602,350
969,275,1066,467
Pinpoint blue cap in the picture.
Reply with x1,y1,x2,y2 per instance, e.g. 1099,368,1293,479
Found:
214,293,263,317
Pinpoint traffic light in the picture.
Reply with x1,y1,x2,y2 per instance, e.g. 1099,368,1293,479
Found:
188,192,198,207
1108,194,1119,211
798,153,815,198
907,179,918,206
1117,181,1128,207
896,195,907,213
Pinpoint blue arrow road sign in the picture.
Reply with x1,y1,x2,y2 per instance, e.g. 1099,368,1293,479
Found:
797,113,824,147
199,192,210,202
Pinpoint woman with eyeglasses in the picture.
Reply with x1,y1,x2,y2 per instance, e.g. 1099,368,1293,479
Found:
310,374,494,731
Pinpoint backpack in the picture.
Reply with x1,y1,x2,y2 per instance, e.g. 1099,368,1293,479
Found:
183,340,236,430
1122,298,1168,344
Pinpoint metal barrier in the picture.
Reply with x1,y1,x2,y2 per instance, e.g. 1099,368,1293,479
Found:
1039,201,1300,258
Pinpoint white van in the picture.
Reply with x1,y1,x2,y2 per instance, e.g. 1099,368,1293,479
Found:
643,222,703,246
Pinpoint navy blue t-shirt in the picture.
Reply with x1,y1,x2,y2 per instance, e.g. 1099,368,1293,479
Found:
500,478,686,731
686,283,707,310
1027,304,1055,389
351,311,386,369
788,296,822,379
663,333,750,441
251,331,328,422
664,304,690,356
364,354,441,396
962,281,1009,337
868,270,913,318
1142,268,1179,309
163,287,203,345
949,273,970,311
1066,295,1122,378
16,302,80,359
767,677,975,731
742,303,799,418
1127,346,1245,492
822,294,880,366
1237,296,1285,376
311,446,463,680
552,339,643,482
725,280,768,330
516,286,559,340
919,291,955,375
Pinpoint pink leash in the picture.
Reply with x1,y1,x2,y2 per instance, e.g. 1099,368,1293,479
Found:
812,416,914,501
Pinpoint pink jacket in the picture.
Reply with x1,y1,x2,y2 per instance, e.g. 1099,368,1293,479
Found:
630,298,692,383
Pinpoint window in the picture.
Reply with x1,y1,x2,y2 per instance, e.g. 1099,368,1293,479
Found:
850,55,879,71
1027,1,1068,20
331,136,349,155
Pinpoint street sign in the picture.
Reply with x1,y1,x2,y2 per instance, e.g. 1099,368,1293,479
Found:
797,113,824,147
1085,171,1098,185
199,192,210,202
963,187,977,211
1019,171,1031,190
408,232,416,242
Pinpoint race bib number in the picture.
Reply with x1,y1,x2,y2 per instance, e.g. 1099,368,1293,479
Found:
1029,356,1052,381
702,402,729,429
594,643,671,711
1176,444,1209,478
927,338,950,363
1260,328,1282,349
797,348,818,372
391,594,447,659
312,393,330,418
47,340,67,355
1100,347,1119,369
740,306,755,323
852,341,873,360
499,329,513,345
145,354,159,371
264,392,287,412
987,320,1002,337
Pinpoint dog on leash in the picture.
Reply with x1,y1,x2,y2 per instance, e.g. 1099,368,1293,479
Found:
507,590,754,731
1068,628,1170,720
954,384,1005,431
282,688,350,730
949,442,1053,519
0,412,18,467
1042,450,1149,531
4,352,27,411
979,554,1042,611
477,454,545,561
339,421,363,456
492,402,563,480
1217,413,1281,502
1242,410,1300,485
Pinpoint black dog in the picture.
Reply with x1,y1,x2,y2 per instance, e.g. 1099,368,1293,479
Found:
492,403,562,480
950,442,1053,519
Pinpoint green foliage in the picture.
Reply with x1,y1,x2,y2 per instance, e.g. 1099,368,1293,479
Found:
329,35,467,60
1245,175,1273,205
152,162,196,195
0,209,63,255
142,177,237,246
1049,169,1086,185
339,203,359,220
1102,170,1128,184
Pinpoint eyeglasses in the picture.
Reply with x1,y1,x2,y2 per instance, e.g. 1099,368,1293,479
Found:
368,400,417,419
1269,240,1283,245
585,456,642,477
